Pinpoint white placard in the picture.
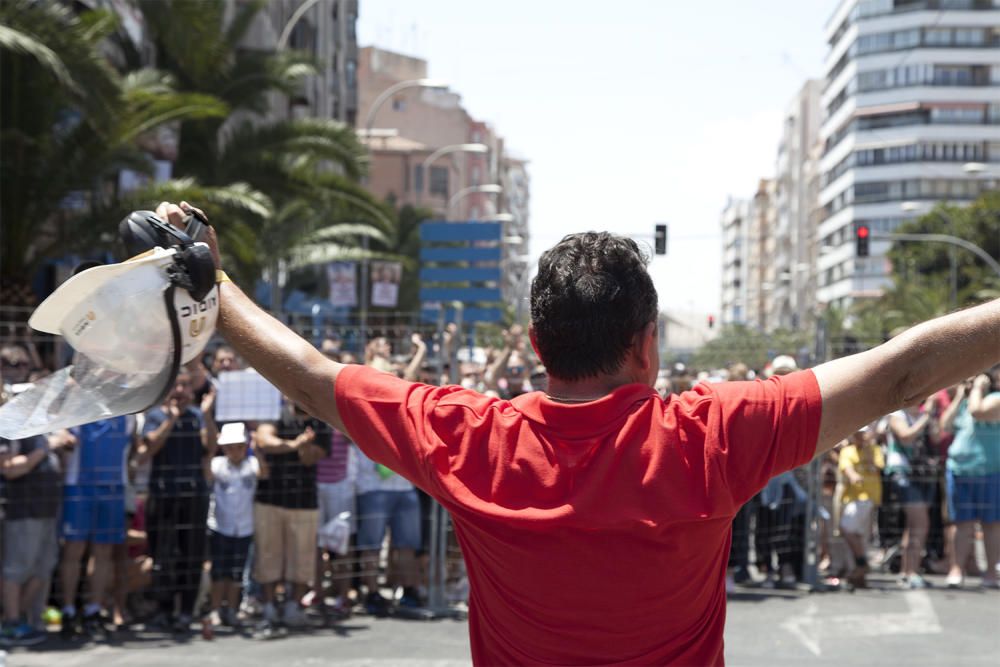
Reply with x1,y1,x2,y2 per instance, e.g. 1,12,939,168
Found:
326,262,357,307
215,370,281,422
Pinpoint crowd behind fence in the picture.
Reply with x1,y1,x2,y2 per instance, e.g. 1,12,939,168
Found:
0,309,998,649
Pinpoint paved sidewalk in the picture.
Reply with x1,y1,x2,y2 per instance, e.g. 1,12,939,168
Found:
6,575,999,666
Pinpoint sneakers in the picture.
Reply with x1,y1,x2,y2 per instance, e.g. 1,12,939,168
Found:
326,596,352,620
172,613,193,634
945,572,964,589
0,623,47,647
59,610,78,641
398,587,424,609
282,601,309,628
725,574,736,595
220,606,241,628
901,574,931,589
364,592,392,618
82,610,110,640
981,578,1000,590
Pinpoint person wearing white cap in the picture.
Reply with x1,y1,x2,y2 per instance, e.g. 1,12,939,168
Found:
203,422,267,632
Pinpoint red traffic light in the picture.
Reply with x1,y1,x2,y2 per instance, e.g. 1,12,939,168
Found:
857,225,870,239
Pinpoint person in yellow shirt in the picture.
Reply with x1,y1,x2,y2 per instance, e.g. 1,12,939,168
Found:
839,425,885,588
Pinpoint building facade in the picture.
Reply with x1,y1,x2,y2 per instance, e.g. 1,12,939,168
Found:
817,0,1000,309
356,46,531,314
239,0,359,124
771,80,822,330
720,197,751,326
747,179,777,331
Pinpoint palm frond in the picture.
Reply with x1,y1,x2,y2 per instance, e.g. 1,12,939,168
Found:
0,24,75,91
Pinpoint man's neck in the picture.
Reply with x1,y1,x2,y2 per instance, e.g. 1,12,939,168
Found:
545,372,646,403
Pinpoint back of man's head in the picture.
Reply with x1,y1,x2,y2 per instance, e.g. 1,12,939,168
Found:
530,232,658,381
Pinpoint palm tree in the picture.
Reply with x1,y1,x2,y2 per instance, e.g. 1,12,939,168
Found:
0,0,229,306
137,0,392,285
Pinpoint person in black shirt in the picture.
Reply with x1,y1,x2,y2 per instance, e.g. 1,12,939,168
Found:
252,402,330,635
1,430,72,645
138,369,217,633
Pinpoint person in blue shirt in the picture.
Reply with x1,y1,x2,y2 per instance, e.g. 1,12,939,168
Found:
57,416,135,640
940,366,1000,589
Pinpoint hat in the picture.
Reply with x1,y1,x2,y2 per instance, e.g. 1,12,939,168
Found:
218,422,249,446
771,355,798,374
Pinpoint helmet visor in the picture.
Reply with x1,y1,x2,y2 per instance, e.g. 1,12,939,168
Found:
0,265,179,439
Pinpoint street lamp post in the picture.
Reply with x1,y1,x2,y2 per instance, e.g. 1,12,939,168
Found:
419,143,489,209
447,184,502,220
363,78,448,139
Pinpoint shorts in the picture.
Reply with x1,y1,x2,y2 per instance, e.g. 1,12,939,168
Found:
62,484,126,544
840,500,874,536
356,489,421,551
889,472,936,507
209,530,252,582
253,503,318,585
318,479,356,535
2,518,58,584
947,471,1000,524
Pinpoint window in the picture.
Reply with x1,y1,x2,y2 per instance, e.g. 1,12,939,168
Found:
429,166,449,197
391,96,406,112
345,60,356,89
414,165,424,193
925,28,951,46
930,106,984,123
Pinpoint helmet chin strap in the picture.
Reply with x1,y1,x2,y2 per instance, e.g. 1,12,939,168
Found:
148,284,183,411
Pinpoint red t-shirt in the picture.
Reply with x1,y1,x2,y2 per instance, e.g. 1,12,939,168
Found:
336,365,823,666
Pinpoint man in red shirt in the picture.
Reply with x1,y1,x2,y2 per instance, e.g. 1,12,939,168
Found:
158,202,1000,665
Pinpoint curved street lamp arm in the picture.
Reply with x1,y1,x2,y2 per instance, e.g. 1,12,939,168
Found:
277,0,324,52
876,232,1000,279
365,79,444,136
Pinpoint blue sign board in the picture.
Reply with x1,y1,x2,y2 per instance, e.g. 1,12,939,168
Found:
419,220,506,328
419,221,502,242
419,267,501,283
419,287,502,303
420,247,502,262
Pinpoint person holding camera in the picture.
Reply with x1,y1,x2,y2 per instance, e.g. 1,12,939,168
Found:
940,366,1000,588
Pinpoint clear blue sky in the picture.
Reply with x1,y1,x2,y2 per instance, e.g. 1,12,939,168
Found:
358,0,839,313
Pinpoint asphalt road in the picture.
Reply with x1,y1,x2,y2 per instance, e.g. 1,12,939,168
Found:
6,574,1000,666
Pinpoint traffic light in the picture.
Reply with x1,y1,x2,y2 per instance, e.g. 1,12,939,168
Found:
855,224,870,257
654,224,667,255
707,315,715,329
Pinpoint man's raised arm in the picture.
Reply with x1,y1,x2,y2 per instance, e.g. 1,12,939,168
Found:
157,203,347,433
812,298,1000,455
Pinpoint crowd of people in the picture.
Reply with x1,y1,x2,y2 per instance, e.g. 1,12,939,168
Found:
0,329,998,649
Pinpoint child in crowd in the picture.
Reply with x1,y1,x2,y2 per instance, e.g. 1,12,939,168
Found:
838,425,884,588
203,423,267,632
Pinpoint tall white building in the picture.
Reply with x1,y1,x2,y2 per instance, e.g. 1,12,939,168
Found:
818,0,1000,309
772,80,822,330
720,197,751,326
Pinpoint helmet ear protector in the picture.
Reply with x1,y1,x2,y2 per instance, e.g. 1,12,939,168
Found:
119,210,215,302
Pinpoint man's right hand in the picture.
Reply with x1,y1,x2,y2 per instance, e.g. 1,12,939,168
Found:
155,201,221,270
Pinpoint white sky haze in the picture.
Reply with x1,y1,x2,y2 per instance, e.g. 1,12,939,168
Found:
358,0,839,313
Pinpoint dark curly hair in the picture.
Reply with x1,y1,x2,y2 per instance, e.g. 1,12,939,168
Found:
530,232,658,381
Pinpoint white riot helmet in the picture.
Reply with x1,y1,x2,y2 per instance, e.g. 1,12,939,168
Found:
0,211,218,439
